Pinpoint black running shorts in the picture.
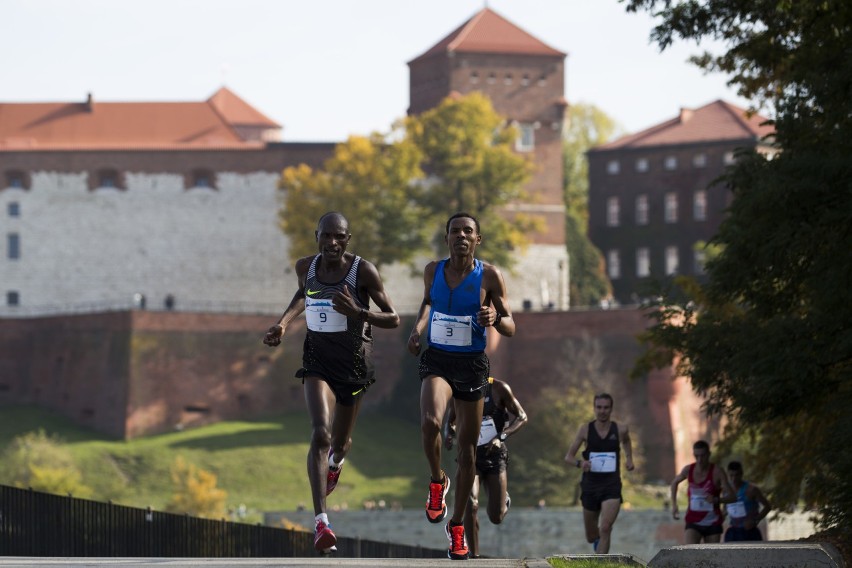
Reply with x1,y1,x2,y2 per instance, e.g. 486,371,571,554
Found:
686,523,723,537
418,348,490,402
580,477,623,511
475,443,509,476
297,369,372,407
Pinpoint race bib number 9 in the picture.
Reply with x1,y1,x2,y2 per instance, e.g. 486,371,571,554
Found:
589,452,617,473
430,311,472,347
306,298,347,332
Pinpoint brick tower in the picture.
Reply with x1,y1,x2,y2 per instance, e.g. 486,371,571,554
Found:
408,7,568,248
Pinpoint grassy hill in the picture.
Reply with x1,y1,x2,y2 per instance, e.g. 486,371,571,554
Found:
0,406,663,524
0,405,439,523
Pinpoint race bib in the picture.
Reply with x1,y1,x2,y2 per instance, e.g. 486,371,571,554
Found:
690,492,714,512
727,501,747,518
430,311,472,347
478,416,498,446
305,298,347,332
589,452,617,473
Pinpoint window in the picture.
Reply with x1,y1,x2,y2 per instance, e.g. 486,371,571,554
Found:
606,160,620,175
6,171,27,189
8,202,20,217
635,195,648,225
724,151,736,165
664,192,678,223
189,170,216,189
635,158,649,172
95,169,122,190
470,71,479,84
664,156,678,171
7,233,20,259
537,76,547,87
487,73,496,85
515,123,535,152
521,74,530,86
6,291,19,306
504,74,513,85
693,190,707,221
607,250,621,279
692,153,707,168
606,197,620,227
665,246,679,275
694,248,706,274
636,247,650,277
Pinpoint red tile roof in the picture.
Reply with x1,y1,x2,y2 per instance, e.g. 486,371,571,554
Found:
599,100,774,149
208,87,279,128
0,87,278,151
409,8,565,64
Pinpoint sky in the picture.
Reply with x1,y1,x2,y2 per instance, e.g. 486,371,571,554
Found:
2,0,754,142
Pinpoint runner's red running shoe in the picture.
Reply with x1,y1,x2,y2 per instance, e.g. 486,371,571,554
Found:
445,521,469,560
425,473,450,523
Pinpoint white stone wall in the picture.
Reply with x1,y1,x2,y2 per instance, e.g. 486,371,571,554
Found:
1,172,568,317
1,171,295,315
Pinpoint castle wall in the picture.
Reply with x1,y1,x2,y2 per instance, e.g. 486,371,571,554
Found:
0,308,689,480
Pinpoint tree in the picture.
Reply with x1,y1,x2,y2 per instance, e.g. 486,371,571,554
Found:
279,94,538,270
279,132,428,267
405,92,539,267
166,456,227,519
563,103,620,306
0,430,92,498
626,0,852,528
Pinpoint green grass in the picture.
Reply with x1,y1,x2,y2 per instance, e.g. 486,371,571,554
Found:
0,406,428,523
0,406,664,524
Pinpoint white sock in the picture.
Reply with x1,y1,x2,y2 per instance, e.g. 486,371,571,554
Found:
315,512,329,525
329,452,344,469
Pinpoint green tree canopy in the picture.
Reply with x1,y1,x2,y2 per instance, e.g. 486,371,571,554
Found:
279,93,538,269
563,103,620,306
405,92,538,267
627,0,852,527
279,132,427,267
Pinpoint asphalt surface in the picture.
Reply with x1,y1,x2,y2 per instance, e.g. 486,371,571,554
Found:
0,559,553,568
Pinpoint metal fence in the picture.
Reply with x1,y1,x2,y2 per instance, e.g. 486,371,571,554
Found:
0,485,445,558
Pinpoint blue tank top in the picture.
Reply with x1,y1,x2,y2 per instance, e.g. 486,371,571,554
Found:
728,481,759,528
427,258,486,353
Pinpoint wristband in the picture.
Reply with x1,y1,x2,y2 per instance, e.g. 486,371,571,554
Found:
576,459,582,468
359,308,369,322
494,312,503,326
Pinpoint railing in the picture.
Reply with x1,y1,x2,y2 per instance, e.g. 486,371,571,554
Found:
0,485,445,558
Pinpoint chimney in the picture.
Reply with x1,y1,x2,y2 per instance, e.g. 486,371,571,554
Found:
679,107,693,123
85,92,94,112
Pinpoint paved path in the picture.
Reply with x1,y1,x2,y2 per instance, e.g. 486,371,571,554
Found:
0,559,552,568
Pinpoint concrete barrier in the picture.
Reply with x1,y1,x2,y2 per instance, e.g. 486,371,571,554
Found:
648,542,844,568
550,554,645,565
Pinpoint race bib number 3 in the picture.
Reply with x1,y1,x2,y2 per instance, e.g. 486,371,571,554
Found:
430,311,472,346
306,299,347,332
589,452,617,473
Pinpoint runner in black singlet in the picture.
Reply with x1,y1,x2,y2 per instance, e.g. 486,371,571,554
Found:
565,393,635,554
263,212,399,554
